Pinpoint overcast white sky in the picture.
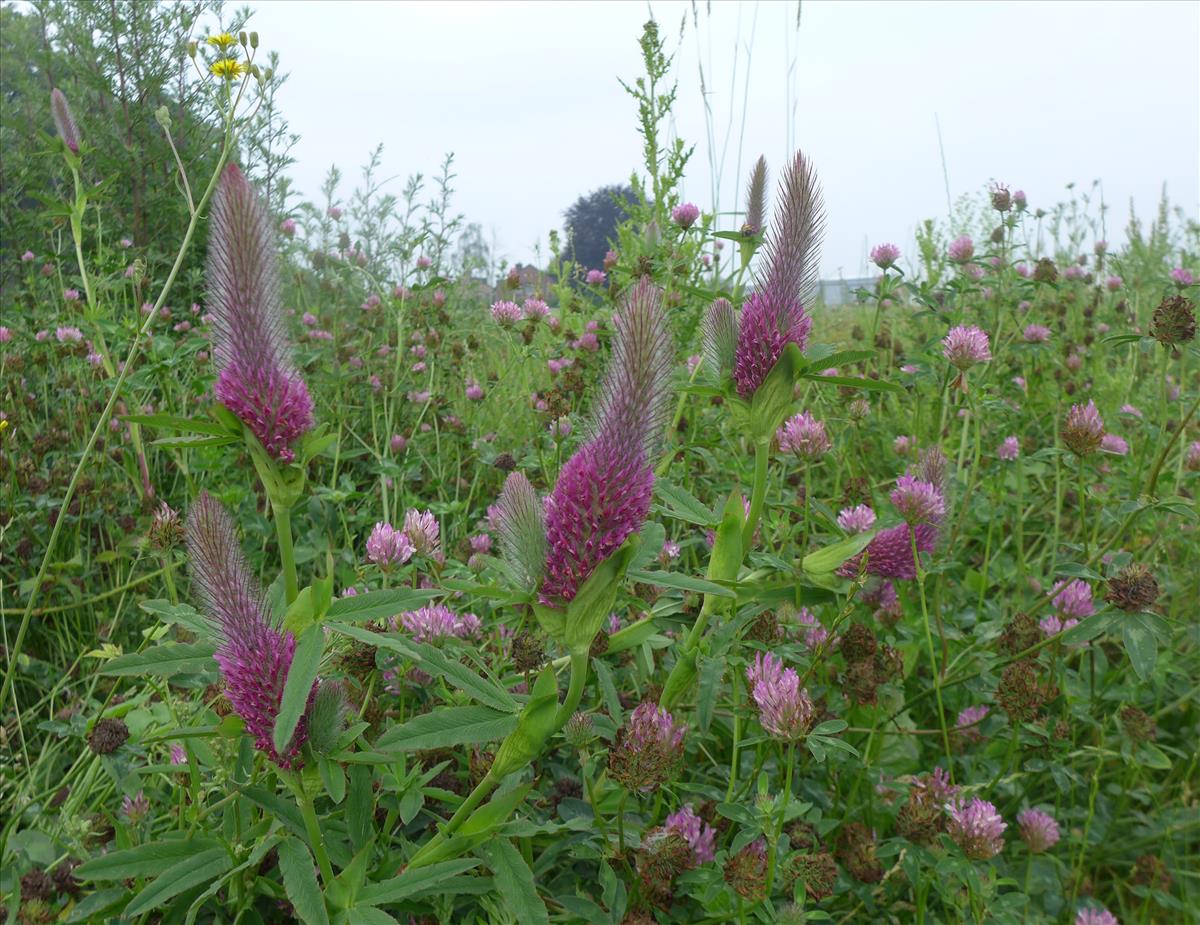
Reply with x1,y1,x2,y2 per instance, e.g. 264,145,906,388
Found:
244,0,1200,278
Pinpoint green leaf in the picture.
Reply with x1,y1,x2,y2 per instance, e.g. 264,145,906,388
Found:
122,413,232,436
627,569,735,598
240,785,308,841
1139,744,1172,770
125,847,232,917
357,859,480,906
606,615,662,654
802,530,876,575
100,642,215,677
278,837,330,925
810,719,848,736
1061,612,1117,647
348,909,402,925
65,887,126,922
375,706,518,752
151,433,240,449
409,640,519,713
477,839,550,925
76,837,223,880
274,626,324,756
655,480,718,526
804,348,876,369
804,374,902,393
1122,616,1158,681
326,588,442,623
139,599,210,635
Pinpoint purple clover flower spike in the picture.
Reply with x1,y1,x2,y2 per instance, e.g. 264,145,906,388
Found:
733,150,824,398
186,492,310,766
51,89,81,153
495,471,547,591
890,475,945,525
671,202,700,229
942,325,991,370
365,521,414,569
665,804,717,864
742,156,768,235
1017,808,1060,853
1051,579,1095,620
777,410,831,459
837,504,876,533
745,651,815,740
946,797,1006,860
871,243,901,269
208,164,313,462
541,278,673,604
839,522,938,580
1075,907,1119,925
400,604,479,643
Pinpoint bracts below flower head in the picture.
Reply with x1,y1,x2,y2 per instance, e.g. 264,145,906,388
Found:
208,164,314,462
186,491,313,766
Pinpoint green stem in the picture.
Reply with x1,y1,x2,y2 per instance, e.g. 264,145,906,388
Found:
272,502,299,605
554,651,589,727
764,740,796,896
290,773,335,885
743,439,769,549
617,789,628,857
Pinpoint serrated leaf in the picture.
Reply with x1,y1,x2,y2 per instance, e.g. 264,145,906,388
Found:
326,588,442,623
375,706,517,752
478,839,550,925
655,480,718,526
357,859,480,906
274,626,324,756
100,642,216,677
278,837,329,925
125,847,232,916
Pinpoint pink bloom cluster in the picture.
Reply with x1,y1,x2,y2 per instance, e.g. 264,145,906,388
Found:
1017,808,1060,853
777,410,831,459
946,797,1006,860
837,504,876,533
745,651,814,740
664,804,716,864
399,604,480,643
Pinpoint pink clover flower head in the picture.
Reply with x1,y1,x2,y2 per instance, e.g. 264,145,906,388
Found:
1063,400,1105,456
1023,324,1051,343
366,522,414,569
416,255,432,269
946,797,1006,860
540,279,673,604
1052,579,1094,620
491,300,522,326
56,326,83,343
671,202,701,229
1185,440,1200,471
586,268,607,286
279,218,296,237
186,493,313,767
955,704,989,742
63,288,81,302
301,312,317,326
1017,808,1060,853
1100,433,1129,456
403,508,440,556
1075,907,1119,925
1039,613,1079,638
400,604,479,643
0,327,11,343
745,651,814,740
209,165,313,462
998,436,1020,460
522,297,549,319
871,242,901,269
1015,263,1032,278
1169,266,1194,286
947,235,974,263
170,744,187,766
890,474,945,525
777,410,831,459
1120,404,1142,418
1106,275,1123,291
837,504,876,533
664,804,716,864
660,539,681,563
21,250,35,262
465,379,485,401
797,607,829,649
942,325,991,370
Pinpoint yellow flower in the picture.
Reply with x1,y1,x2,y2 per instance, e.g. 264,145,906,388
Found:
209,58,247,80
206,32,236,49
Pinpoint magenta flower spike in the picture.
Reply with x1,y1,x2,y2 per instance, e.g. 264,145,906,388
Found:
186,492,311,766
208,164,313,462
733,150,824,398
50,89,81,153
540,277,673,604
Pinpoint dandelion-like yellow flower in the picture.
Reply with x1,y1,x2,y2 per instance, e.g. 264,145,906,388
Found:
207,32,236,49
210,58,247,80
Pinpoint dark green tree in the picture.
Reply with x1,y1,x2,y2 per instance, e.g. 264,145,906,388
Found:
563,184,635,272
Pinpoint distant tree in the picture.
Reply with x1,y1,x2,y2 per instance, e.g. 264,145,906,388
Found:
563,184,635,272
